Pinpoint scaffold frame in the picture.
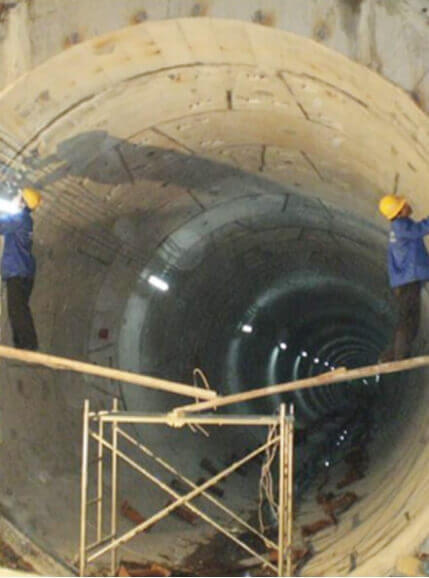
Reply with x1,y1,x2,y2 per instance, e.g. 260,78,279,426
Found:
79,399,295,577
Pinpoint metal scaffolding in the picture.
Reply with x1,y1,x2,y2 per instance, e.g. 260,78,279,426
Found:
79,399,295,577
4,344,424,574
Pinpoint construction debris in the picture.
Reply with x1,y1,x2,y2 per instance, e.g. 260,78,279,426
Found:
165,499,198,525
120,500,146,526
267,546,312,565
275,545,314,575
196,477,224,497
199,457,219,476
170,478,188,494
337,446,368,489
317,491,359,523
181,528,269,576
301,517,334,537
0,538,35,573
238,545,313,574
300,489,359,538
0,514,70,576
171,475,225,501
118,561,171,577
293,545,314,575
337,468,364,489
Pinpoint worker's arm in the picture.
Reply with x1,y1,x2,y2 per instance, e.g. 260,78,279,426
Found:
0,212,23,234
393,217,429,240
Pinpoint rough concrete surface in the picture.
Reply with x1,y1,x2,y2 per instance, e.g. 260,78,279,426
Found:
0,4,427,577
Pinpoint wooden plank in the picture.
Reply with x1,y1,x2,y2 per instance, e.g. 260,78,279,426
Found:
0,345,216,400
175,355,429,413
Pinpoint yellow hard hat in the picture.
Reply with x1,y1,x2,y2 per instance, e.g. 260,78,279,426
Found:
22,188,42,210
378,195,406,220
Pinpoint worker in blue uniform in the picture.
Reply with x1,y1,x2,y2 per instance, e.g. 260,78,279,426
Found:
379,194,429,361
0,188,41,350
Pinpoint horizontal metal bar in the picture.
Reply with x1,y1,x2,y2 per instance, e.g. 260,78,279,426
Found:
99,412,282,426
89,410,109,422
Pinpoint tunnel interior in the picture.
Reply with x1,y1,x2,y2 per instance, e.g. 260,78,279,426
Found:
0,17,428,577
112,180,423,575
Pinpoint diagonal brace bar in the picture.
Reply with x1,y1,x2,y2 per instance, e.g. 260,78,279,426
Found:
87,430,279,571
117,426,278,551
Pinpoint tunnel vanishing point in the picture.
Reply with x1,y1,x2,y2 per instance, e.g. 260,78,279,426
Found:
0,1,428,576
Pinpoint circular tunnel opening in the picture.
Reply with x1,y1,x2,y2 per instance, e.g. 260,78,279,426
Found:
0,18,427,577
114,188,424,574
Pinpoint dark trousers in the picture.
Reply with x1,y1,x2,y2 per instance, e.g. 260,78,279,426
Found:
6,276,38,350
392,282,421,360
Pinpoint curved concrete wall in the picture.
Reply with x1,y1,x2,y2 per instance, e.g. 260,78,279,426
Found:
0,16,427,576
0,0,428,112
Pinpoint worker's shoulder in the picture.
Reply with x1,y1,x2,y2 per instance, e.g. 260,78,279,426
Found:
7,209,33,231
17,208,33,226
392,217,413,231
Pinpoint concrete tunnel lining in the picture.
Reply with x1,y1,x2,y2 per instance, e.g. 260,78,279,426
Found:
0,17,427,576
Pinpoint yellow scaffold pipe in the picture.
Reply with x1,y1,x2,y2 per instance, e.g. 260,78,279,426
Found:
0,345,216,400
175,355,429,413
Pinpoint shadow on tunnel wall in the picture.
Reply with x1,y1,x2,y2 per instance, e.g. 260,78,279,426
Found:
1,130,402,390
3,130,299,197
0,129,388,281
0,129,397,382
0,129,389,246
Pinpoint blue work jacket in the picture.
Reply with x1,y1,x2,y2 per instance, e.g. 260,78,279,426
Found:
388,216,429,288
0,208,36,279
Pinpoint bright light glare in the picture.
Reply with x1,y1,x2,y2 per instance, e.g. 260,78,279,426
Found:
340,435,345,441
324,361,329,367
313,357,320,364
279,342,288,350
242,324,253,334
148,275,169,292
0,197,20,214
324,460,330,467
301,351,308,358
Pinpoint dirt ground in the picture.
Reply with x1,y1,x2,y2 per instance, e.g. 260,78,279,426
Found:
0,538,35,573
